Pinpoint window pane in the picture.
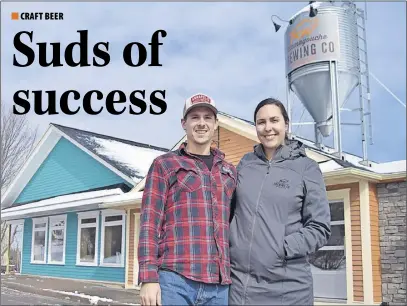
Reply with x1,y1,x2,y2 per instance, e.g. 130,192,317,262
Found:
326,225,345,246
35,222,46,229
33,231,46,261
103,225,122,264
310,250,347,300
81,218,96,224
310,250,346,270
105,215,122,222
80,227,96,262
51,220,65,228
329,201,344,222
50,229,64,262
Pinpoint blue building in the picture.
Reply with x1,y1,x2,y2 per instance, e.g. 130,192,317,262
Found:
1,123,167,284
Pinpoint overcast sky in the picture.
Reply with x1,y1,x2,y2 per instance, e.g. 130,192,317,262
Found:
1,1,406,163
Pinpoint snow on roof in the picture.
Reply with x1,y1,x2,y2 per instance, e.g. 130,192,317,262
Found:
92,138,166,182
52,124,169,183
101,191,144,206
2,188,124,213
369,160,406,174
331,150,406,174
318,160,344,173
318,159,406,175
218,112,406,175
1,188,127,220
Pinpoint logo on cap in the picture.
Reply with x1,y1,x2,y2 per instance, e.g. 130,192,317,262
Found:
190,94,212,105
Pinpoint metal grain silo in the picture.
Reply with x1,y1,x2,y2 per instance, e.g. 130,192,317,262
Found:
285,2,360,137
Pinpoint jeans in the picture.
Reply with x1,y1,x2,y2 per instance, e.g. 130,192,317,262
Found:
158,270,229,306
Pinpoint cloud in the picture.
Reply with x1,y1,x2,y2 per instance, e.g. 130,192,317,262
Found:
1,1,405,162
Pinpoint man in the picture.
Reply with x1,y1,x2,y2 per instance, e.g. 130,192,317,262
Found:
138,93,237,306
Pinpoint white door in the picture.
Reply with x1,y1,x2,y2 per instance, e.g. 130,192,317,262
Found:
8,220,24,273
310,201,347,300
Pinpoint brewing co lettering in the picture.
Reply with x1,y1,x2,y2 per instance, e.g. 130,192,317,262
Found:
285,14,340,74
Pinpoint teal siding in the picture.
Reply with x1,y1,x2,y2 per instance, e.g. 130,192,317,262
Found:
21,211,125,283
15,137,129,205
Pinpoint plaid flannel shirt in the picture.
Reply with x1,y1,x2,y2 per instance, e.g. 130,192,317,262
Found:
138,143,237,285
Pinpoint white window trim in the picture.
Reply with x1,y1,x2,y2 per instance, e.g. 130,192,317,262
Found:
31,217,48,264
76,211,100,266
319,245,345,251
7,220,25,273
47,214,67,265
327,188,353,304
100,209,126,268
331,220,344,226
318,219,345,251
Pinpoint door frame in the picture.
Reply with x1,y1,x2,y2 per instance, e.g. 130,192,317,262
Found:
6,219,25,273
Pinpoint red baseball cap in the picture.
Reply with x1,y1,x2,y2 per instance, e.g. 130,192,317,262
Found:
183,93,218,118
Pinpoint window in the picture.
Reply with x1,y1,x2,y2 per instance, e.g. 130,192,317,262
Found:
311,200,347,300
100,210,125,267
48,215,67,264
76,211,99,266
31,217,48,264
76,210,126,267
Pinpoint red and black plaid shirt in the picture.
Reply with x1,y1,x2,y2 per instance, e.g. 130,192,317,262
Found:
138,143,237,285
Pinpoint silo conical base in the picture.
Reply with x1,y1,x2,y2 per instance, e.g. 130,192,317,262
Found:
290,65,359,137
316,122,333,137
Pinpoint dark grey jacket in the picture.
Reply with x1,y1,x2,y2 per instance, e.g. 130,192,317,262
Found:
229,140,331,305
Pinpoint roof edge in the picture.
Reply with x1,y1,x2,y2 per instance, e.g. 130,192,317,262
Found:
52,126,137,186
1,188,126,221
323,168,406,182
51,123,169,153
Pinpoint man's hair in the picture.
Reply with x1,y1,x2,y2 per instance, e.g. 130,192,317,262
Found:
183,108,217,121
254,98,290,125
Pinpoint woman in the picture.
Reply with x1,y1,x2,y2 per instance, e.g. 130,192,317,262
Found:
229,98,331,305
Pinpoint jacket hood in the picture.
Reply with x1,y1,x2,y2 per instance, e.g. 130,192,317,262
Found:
254,139,307,162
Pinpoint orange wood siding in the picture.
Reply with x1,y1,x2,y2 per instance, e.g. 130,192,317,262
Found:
217,127,258,166
369,183,382,303
327,183,364,302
